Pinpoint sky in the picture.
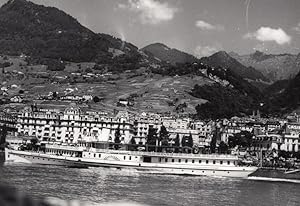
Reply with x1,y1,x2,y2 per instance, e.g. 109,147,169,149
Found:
1,0,299,57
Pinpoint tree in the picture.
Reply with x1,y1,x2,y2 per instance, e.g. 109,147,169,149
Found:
93,96,100,103
0,125,8,146
146,127,158,152
188,133,193,147
218,141,229,154
52,92,58,99
210,129,218,153
128,137,137,151
130,137,136,145
159,125,169,147
174,133,180,153
228,131,253,148
114,127,121,150
30,138,39,151
85,68,92,73
181,133,193,153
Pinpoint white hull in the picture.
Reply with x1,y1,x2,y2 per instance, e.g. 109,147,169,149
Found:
6,149,257,178
5,149,80,167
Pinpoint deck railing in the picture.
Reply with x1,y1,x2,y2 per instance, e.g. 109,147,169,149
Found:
88,148,238,159
44,144,238,159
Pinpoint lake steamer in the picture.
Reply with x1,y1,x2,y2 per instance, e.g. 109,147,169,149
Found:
6,144,257,178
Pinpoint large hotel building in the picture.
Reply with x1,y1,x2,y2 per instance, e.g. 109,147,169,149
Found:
14,104,214,147
16,104,134,144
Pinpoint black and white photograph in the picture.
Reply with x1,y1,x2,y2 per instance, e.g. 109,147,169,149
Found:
0,0,299,205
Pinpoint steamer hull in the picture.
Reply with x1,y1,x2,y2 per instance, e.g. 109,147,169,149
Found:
6,148,257,178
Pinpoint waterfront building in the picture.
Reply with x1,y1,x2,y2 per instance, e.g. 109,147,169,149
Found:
281,123,300,152
168,128,211,148
162,117,191,130
190,121,213,138
133,112,162,144
265,121,281,133
16,104,134,144
251,134,283,151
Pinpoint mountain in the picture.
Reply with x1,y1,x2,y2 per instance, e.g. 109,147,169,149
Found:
141,43,198,65
150,61,264,119
267,71,300,113
200,51,268,82
0,0,142,65
263,79,289,97
0,0,267,119
189,64,263,119
281,71,300,109
230,51,300,82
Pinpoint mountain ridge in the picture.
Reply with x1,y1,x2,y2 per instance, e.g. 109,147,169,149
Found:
141,43,198,65
0,0,143,66
230,51,300,82
200,51,269,82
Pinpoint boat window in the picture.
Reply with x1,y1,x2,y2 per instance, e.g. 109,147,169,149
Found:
206,160,209,164
129,156,131,160
192,160,195,163
220,161,223,165
213,160,216,164
143,156,151,163
94,154,96,158
172,159,174,162
227,161,230,165
199,160,202,163
178,159,181,163
165,158,168,162
124,156,126,160
159,158,161,162
99,154,101,158
185,159,188,163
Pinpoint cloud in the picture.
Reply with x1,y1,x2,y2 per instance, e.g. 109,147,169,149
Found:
244,27,291,45
292,23,300,34
118,0,178,25
195,20,224,31
194,44,222,58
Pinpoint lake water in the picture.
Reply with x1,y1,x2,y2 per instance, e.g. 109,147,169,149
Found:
0,164,300,206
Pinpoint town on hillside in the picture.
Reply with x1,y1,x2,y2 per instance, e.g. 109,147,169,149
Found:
1,103,300,169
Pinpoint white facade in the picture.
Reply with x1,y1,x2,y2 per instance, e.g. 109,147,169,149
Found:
17,105,134,144
281,123,300,152
133,113,162,144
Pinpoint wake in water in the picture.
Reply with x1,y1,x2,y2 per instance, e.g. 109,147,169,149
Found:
47,197,149,206
248,176,300,184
